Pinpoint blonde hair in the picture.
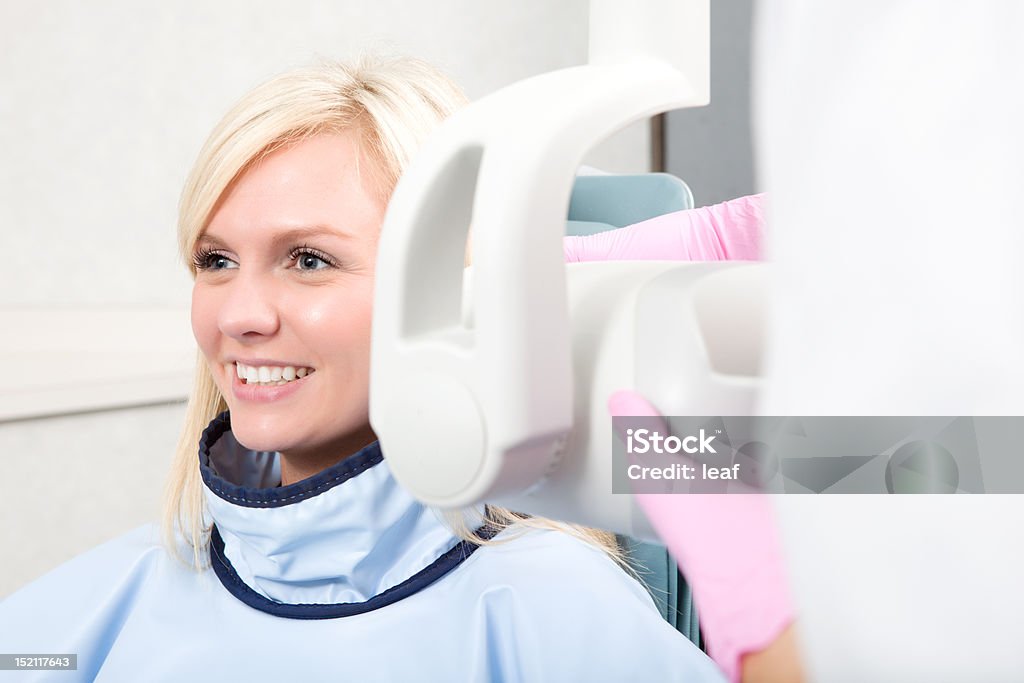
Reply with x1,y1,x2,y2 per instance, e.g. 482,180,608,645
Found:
162,55,623,572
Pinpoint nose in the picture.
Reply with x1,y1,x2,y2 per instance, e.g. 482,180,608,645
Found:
217,271,281,341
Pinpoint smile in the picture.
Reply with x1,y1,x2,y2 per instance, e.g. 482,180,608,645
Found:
228,362,317,386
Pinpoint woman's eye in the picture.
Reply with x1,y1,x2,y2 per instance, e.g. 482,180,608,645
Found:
194,251,238,271
210,255,237,270
293,250,333,271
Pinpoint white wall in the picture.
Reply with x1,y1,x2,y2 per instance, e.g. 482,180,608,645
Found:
0,0,647,309
0,1,650,597
0,403,185,597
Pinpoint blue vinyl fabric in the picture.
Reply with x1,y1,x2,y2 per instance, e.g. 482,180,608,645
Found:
0,412,723,682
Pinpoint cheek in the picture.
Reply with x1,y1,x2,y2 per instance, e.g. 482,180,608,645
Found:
296,286,375,363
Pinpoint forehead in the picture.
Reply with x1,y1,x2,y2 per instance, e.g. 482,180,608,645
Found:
202,132,385,246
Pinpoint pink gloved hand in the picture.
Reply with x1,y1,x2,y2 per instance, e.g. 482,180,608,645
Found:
609,390,795,683
564,192,793,681
564,193,766,262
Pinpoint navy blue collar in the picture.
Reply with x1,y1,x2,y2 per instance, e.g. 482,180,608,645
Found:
197,411,496,619
198,411,385,508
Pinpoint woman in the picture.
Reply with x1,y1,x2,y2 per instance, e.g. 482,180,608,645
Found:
0,56,724,682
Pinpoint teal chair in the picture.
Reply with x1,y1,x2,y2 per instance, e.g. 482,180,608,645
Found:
567,172,695,236
616,536,703,649
566,171,703,650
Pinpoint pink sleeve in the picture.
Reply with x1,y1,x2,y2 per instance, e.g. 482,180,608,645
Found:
564,193,766,263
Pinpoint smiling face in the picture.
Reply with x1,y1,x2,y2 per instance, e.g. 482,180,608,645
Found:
190,132,385,484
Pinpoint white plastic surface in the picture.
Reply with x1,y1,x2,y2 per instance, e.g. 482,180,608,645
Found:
370,0,709,509
492,260,766,540
755,2,1024,679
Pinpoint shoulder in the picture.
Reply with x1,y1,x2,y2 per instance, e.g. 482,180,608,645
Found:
447,526,725,682
463,525,655,605
0,524,173,644
4,524,167,599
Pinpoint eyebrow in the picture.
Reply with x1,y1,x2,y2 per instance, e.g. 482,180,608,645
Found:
195,225,355,250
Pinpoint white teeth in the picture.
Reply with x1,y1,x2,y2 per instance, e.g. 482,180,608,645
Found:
234,362,314,386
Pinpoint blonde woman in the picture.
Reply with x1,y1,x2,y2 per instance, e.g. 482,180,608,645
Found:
0,56,724,682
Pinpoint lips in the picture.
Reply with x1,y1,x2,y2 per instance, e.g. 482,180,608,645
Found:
229,365,313,403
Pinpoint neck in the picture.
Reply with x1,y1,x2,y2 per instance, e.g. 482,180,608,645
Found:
278,425,379,485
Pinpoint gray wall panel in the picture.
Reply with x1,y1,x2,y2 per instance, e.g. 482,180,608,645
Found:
665,0,757,206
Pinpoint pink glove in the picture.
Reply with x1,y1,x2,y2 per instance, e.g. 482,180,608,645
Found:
609,392,795,683
564,193,766,262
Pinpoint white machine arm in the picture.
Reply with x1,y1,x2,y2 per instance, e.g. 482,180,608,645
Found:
370,0,713,518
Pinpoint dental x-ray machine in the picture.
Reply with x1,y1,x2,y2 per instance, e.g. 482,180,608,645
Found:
369,0,764,540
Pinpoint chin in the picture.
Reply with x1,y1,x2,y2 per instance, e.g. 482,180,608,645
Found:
227,408,310,454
